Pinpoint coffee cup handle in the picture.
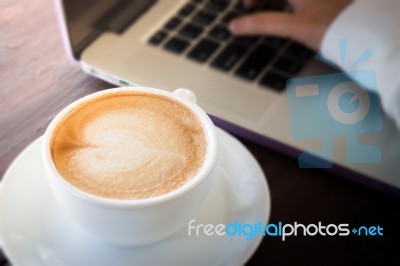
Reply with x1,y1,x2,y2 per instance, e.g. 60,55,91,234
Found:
173,88,197,104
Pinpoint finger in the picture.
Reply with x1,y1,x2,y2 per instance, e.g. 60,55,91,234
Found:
288,0,303,11
243,0,259,7
229,12,297,39
288,0,320,12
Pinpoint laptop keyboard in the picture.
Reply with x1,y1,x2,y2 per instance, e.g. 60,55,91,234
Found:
148,0,314,92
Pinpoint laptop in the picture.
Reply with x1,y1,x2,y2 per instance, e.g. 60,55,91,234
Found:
55,0,400,195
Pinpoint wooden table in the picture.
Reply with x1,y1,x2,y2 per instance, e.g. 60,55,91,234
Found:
1,1,399,265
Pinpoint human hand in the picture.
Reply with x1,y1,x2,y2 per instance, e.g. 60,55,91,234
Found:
229,0,352,51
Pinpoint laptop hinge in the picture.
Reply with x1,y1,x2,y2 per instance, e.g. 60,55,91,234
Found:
74,0,156,59
96,0,157,34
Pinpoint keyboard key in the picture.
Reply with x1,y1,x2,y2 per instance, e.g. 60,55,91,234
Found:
221,11,240,24
178,23,203,39
285,42,314,60
261,1,289,11
188,38,220,63
247,2,267,13
163,37,190,54
148,31,168,45
235,45,277,80
179,3,196,17
259,71,287,91
232,36,259,47
233,1,245,13
164,17,181,31
211,43,246,71
192,10,217,26
263,37,288,48
208,24,231,41
205,0,230,12
273,56,304,75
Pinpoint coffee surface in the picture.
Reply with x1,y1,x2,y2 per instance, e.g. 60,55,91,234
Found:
51,92,207,200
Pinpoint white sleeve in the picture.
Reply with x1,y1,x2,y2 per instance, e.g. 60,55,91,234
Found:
321,0,400,129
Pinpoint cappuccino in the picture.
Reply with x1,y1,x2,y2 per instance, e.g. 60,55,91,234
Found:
50,92,207,200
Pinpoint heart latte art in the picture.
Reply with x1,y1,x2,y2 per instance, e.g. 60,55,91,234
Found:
50,92,207,199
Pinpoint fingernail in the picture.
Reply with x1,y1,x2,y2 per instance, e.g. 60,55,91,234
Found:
228,21,237,32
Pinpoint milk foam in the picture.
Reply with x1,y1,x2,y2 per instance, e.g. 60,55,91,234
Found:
51,93,207,199
69,110,186,179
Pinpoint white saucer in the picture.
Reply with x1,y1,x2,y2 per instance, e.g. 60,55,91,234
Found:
0,129,270,266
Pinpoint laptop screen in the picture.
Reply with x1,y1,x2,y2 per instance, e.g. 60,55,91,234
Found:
62,0,155,59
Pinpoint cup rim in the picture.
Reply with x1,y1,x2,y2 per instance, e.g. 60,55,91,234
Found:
42,87,218,209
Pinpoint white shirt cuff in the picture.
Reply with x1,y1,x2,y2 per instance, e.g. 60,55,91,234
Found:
321,0,400,129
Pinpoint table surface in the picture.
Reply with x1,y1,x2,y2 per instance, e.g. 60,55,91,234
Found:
1,1,399,265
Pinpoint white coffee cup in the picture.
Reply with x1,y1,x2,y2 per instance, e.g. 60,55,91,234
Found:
42,87,218,246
